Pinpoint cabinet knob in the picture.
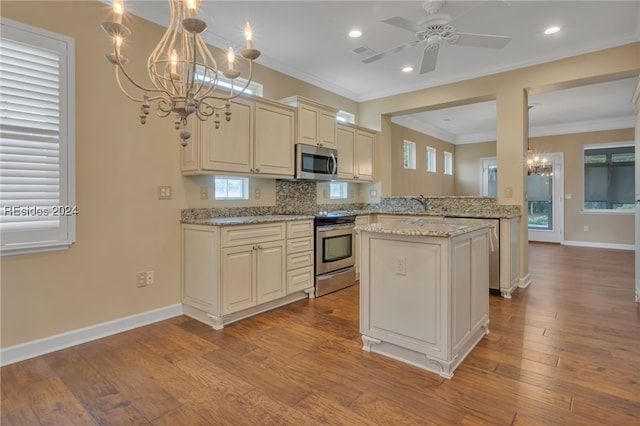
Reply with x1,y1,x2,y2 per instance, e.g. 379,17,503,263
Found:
255,168,260,173
318,143,323,147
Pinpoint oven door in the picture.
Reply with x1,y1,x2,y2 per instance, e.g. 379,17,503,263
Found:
316,223,355,275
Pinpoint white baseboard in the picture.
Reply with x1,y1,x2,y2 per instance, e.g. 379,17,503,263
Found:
519,273,532,288
0,304,183,367
562,240,635,251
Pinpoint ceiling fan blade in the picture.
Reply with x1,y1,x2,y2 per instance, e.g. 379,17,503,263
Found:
382,16,425,33
362,40,422,64
420,45,440,74
454,32,512,49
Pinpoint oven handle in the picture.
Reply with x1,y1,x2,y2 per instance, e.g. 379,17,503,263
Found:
316,223,355,232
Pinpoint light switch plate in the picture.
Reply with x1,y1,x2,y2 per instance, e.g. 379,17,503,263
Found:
158,186,172,200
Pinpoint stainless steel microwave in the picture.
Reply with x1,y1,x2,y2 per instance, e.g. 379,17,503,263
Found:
295,144,338,180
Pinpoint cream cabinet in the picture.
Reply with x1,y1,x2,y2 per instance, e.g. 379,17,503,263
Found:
181,96,295,178
286,220,314,294
181,220,314,330
360,226,490,379
279,96,338,148
354,215,371,279
337,124,375,181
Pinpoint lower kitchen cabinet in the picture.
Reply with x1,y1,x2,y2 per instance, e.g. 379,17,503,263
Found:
182,220,314,330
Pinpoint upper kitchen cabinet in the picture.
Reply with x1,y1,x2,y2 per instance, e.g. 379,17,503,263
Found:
279,96,338,148
337,123,376,181
181,96,295,178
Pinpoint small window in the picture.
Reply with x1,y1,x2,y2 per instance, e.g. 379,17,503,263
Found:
214,177,249,200
426,146,436,173
583,144,634,211
329,182,348,199
0,18,76,255
336,110,355,124
403,141,416,169
444,151,453,175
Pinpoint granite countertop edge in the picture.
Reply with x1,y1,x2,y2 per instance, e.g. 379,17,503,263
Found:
356,219,494,238
181,214,315,226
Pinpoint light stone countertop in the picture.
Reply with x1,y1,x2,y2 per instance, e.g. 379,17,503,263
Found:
351,210,520,219
355,217,494,238
181,214,315,226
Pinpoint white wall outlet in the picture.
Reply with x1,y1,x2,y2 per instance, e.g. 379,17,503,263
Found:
254,188,261,199
565,193,572,200
200,186,209,200
136,272,147,288
158,186,172,200
394,256,407,275
584,225,589,232
146,270,154,285
370,189,378,197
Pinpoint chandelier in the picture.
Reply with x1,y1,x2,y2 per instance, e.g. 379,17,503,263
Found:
527,153,552,176
101,0,261,146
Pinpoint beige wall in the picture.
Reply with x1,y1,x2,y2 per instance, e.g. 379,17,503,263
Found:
451,129,634,245
0,1,357,349
454,142,497,196
529,129,635,245
390,124,455,196
360,42,640,283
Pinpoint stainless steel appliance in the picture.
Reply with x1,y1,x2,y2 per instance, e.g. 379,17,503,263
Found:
295,144,338,180
314,211,356,296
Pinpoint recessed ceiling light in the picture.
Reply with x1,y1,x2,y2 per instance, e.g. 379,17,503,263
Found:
402,66,414,73
348,30,362,38
544,26,561,35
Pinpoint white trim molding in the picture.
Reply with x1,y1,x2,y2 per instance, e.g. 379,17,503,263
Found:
0,304,183,366
563,240,634,251
519,273,533,288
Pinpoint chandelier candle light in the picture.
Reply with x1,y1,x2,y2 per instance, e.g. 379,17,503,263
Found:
101,0,261,146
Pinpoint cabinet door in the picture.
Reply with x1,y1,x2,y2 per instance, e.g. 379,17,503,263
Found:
256,240,286,304
254,102,295,176
180,120,199,172
337,126,355,180
299,104,318,145
355,130,375,181
318,109,337,148
221,245,256,314
182,225,219,315
201,98,253,173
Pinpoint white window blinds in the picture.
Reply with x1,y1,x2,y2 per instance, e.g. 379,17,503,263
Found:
0,19,75,255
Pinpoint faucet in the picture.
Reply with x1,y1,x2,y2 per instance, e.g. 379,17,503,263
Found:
409,194,428,211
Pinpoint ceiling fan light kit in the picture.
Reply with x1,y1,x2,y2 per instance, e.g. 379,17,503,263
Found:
363,0,512,74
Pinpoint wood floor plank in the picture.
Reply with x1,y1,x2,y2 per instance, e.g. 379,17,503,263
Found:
1,243,638,425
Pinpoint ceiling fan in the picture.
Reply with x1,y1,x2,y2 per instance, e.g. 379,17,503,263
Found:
363,0,512,74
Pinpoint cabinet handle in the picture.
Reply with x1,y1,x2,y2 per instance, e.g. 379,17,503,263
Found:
257,245,262,250
252,245,257,250
354,175,359,179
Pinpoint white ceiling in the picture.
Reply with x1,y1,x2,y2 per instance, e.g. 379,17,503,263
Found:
120,0,640,143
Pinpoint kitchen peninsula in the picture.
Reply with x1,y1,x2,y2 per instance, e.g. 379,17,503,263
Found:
357,217,492,379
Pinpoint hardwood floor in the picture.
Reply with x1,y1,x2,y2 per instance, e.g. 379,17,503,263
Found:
2,243,639,425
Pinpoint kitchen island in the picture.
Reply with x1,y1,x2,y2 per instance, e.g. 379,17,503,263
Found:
357,218,492,379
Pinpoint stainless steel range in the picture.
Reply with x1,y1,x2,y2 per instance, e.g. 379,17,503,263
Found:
314,211,356,297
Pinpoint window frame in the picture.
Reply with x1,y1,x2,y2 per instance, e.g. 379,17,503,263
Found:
403,140,416,169
582,142,634,214
0,18,76,256
214,176,249,200
426,146,437,173
444,151,453,175
329,182,348,199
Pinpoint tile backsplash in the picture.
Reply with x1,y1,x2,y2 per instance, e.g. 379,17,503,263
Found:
181,181,520,221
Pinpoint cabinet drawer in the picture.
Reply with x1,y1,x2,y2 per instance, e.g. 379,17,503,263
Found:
287,251,313,271
287,236,313,254
287,265,314,294
221,223,285,247
287,220,313,238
